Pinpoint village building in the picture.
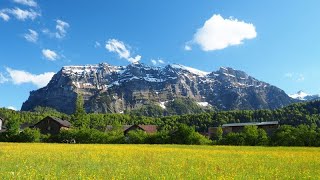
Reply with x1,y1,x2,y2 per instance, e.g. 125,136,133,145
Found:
209,121,279,137
124,125,157,135
30,116,72,135
106,125,158,135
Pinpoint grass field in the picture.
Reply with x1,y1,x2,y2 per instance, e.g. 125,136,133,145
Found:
0,143,319,179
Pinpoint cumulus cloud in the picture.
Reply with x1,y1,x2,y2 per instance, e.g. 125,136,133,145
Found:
0,8,40,21
151,59,165,65
184,44,192,51
0,12,10,21
55,19,69,39
43,19,70,39
0,73,9,83
6,67,55,88
187,14,257,51
24,29,38,43
105,39,141,63
42,49,59,61
13,0,38,7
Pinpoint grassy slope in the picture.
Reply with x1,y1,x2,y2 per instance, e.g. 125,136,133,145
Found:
0,143,319,179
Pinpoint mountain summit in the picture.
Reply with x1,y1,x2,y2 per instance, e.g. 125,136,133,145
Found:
289,91,320,101
21,63,294,114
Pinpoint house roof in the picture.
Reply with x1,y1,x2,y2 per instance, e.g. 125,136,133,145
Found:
137,125,157,133
33,116,72,128
222,121,279,127
49,116,72,127
106,125,158,133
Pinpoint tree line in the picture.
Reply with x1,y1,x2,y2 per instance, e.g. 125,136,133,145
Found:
0,99,320,146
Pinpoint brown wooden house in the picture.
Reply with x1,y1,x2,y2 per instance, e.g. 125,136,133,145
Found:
124,125,157,135
31,116,72,135
106,125,158,135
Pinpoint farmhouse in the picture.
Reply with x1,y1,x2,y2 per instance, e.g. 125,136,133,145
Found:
124,125,157,135
31,116,72,135
209,121,279,137
106,125,158,135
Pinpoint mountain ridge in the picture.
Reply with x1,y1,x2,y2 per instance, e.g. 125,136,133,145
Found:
21,62,295,114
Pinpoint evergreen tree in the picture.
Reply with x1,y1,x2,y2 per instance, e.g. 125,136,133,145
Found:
71,94,90,128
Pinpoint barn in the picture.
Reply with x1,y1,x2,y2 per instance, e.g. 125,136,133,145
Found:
31,116,72,135
209,121,279,137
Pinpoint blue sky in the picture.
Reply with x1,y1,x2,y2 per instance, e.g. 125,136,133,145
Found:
1,0,320,110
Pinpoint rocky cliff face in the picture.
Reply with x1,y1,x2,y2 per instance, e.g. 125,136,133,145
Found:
21,63,295,114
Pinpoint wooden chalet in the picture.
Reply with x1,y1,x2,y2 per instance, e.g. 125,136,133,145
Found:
106,125,158,135
124,125,157,135
209,121,279,137
31,116,72,135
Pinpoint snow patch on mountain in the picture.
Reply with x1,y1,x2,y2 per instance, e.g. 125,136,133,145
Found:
170,64,209,77
289,91,310,100
197,102,209,107
289,91,320,101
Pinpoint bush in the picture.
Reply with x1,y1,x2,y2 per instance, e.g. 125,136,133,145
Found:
126,130,148,144
221,133,245,146
170,124,212,145
19,128,41,142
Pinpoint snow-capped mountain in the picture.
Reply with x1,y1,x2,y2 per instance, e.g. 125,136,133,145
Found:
289,91,320,101
21,62,294,114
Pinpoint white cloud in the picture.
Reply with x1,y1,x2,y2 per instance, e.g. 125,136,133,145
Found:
24,29,38,43
105,39,141,63
284,73,305,82
0,73,9,83
151,59,165,65
158,59,165,64
6,67,55,88
55,19,69,39
7,106,17,111
184,45,192,51
0,12,10,21
94,41,101,48
42,49,59,61
188,14,257,51
1,8,40,21
43,19,70,39
284,73,293,78
13,0,37,7
151,59,157,65
297,74,305,82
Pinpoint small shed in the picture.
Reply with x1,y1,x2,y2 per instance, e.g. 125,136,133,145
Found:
31,116,72,135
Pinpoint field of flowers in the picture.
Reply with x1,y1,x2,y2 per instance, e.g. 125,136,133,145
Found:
0,143,319,179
